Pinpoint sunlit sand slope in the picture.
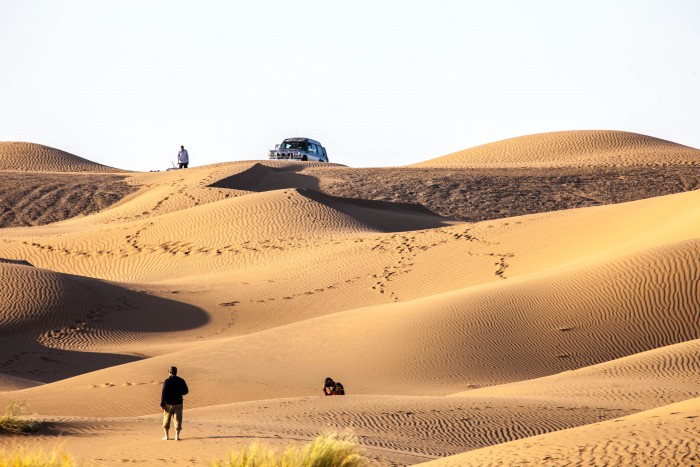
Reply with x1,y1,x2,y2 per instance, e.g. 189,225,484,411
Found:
412,130,700,168
478,187,700,278
3,340,698,464
0,142,124,172
421,397,700,466
0,186,455,283
1,170,700,348
0,394,632,466
57,161,347,226
455,338,700,410
4,338,699,464
3,233,700,417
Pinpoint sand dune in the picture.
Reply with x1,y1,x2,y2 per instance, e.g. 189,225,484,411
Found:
412,130,700,168
453,338,700,410
3,234,700,418
1,134,700,465
0,263,101,339
0,142,124,172
0,394,632,466
422,396,700,466
0,262,207,381
4,146,700,230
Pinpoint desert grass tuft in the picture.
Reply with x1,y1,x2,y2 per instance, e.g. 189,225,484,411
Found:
0,447,74,467
213,432,367,467
0,400,40,435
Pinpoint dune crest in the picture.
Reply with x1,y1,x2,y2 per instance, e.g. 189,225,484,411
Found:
0,142,125,172
412,130,700,168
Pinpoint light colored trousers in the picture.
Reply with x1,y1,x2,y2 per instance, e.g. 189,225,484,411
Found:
162,404,183,430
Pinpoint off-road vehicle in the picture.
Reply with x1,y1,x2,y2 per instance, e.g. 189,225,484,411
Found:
268,137,328,162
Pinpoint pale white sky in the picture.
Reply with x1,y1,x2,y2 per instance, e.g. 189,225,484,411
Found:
1,0,698,171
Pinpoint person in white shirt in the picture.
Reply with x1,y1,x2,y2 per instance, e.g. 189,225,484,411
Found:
178,146,189,169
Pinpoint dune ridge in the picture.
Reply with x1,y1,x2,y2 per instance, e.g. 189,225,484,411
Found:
412,130,700,168
0,142,125,172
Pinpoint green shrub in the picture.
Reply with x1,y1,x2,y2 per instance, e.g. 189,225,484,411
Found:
0,400,40,434
214,432,367,467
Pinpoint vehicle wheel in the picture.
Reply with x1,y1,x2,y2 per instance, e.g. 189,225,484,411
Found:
302,155,308,161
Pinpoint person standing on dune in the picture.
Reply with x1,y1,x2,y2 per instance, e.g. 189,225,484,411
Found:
161,366,189,441
177,145,189,169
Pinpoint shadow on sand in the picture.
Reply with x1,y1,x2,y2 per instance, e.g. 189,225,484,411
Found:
0,277,210,384
209,164,458,232
209,163,322,192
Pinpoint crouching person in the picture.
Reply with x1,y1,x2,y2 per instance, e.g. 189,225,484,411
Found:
323,377,336,396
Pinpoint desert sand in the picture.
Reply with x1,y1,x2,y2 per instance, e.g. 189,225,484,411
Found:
1,132,699,465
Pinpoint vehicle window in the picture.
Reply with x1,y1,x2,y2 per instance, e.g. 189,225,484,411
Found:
281,141,307,150
309,145,317,153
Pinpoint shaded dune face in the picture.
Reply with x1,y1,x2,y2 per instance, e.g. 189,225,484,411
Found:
413,130,700,168
0,261,208,384
0,263,98,337
0,263,208,348
211,164,452,229
296,189,452,231
0,142,125,172
209,162,326,192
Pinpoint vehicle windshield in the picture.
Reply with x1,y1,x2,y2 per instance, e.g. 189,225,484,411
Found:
279,141,307,150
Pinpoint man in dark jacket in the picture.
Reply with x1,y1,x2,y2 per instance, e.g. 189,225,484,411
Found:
161,366,189,440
